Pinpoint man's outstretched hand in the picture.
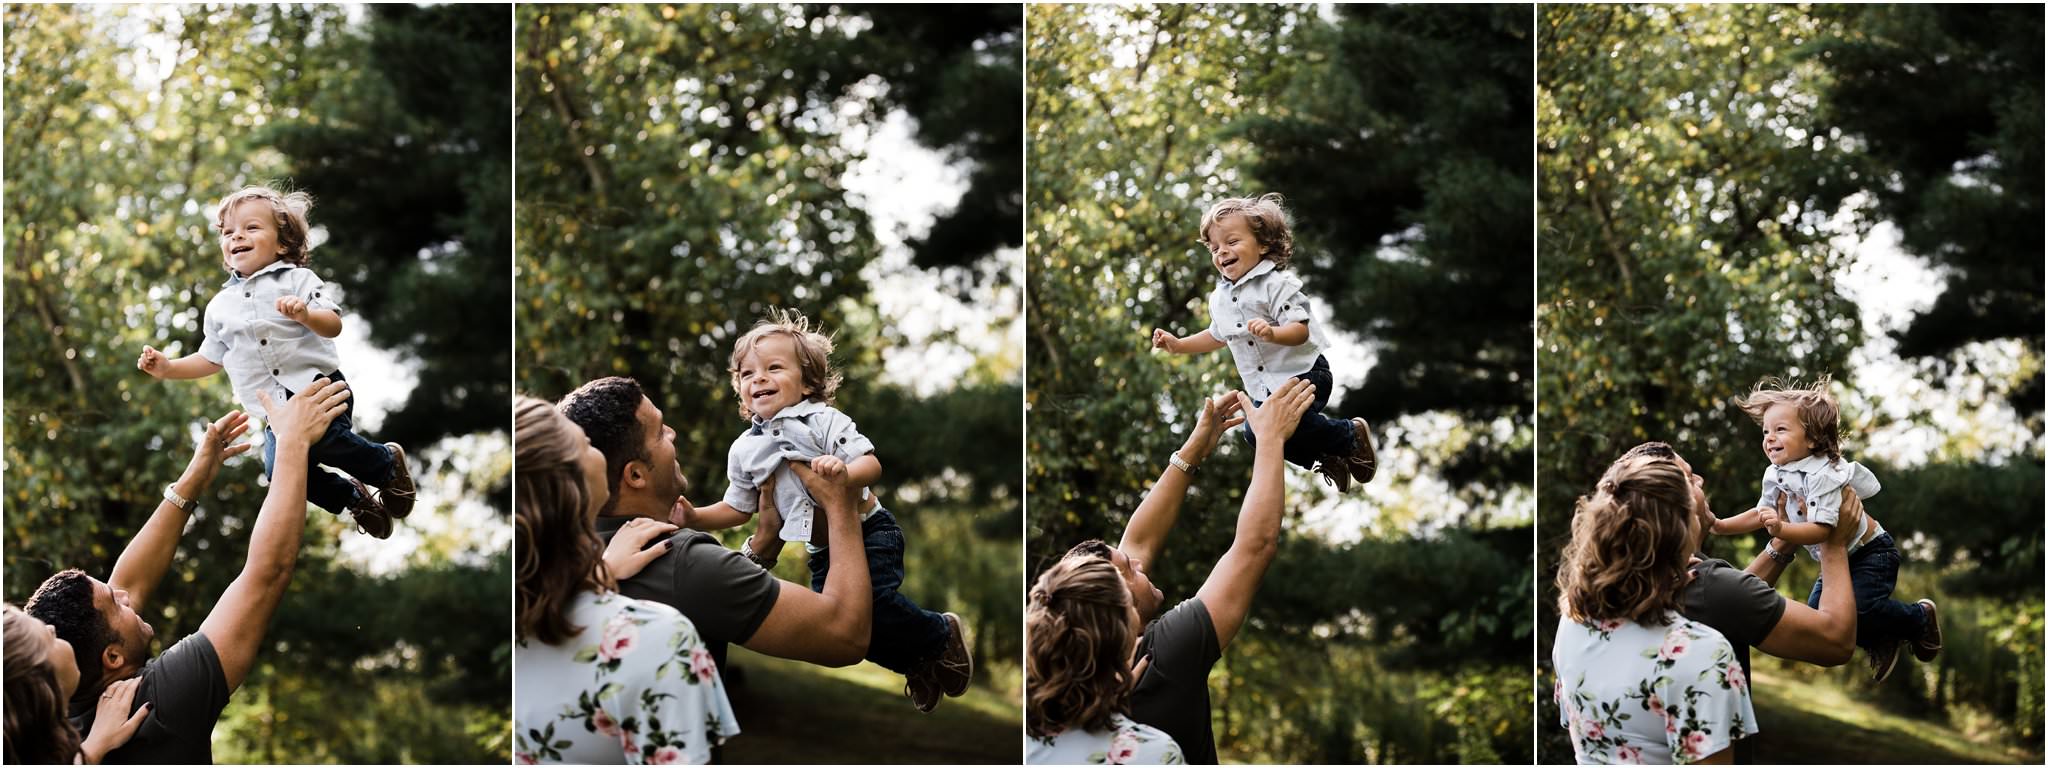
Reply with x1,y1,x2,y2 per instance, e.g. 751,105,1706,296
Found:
1240,378,1314,446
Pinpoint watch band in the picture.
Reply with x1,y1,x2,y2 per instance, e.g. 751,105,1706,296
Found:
163,485,194,512
1763,544,1794,565
1169,451,1198,476
740,538,777,570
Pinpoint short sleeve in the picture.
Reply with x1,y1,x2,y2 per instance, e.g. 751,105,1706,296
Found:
294,268,341,313
723,437,758,514
1269,273,1314,326
1803,468,1846,528
813,407,875,461
1846,461,1881,501
673,532,782,645
1680,560,1786,648
602,602,740,765
144,632,232,734
1112,717,1186,764
1205,288,1231,341
1660,622,1757,764
198,306,229,364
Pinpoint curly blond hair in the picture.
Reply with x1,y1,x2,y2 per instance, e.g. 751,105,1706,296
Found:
213,184,315,270
1734,375,1842,463
1555,456,1697,625
728,308,843,420
1026,553,1136,739
1199,192,1295,269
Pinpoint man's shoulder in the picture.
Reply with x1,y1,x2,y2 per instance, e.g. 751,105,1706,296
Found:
1681,558,1787,645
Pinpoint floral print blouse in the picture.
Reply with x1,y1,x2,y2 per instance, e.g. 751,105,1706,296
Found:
1028,714,1184,765
516,591,740,764
1553,613,1757,764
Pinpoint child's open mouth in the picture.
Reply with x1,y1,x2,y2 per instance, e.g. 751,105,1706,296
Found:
1217,256,1238,271
230,245,253,256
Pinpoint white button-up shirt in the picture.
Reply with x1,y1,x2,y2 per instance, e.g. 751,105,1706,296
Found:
198,261,341,421
1207,260,1329,401
722,400,875,545
1757,453,1884,560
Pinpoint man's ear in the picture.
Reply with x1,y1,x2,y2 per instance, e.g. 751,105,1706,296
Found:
622,459,650,491
102,643,126,674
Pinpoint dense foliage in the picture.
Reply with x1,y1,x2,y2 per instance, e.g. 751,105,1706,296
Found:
4,4,511,763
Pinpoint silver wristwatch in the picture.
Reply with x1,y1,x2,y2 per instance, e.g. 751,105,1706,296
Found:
1763,543,1794,565
163,485,194,512
740,539,776,570
1169,451,1198,476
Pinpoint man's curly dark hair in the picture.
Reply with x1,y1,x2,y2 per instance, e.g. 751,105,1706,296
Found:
558,377,650,516
24,569,110,703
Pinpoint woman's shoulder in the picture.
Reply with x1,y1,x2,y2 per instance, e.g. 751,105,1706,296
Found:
1110,715,1185,764
582,591,697,636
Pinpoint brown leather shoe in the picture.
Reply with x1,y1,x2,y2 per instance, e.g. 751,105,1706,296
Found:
380,442,416,519
347,478,393,539
1913,599,1942,662
904,665,941,713
933,612,973,697
1867,638,1901,683
1346,418,1378,485
1313,457,1353,493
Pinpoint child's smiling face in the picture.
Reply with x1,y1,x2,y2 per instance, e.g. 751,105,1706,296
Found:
736,334,809,421
218,199,286,277
1760,402,1814,466
1205,213,1262,282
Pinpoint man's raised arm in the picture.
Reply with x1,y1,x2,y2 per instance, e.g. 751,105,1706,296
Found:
110,411,253,614
740,462,872,666
1119,393,1245,567
1754,489,1861,667
199,379,349,691
1195,379,1313,650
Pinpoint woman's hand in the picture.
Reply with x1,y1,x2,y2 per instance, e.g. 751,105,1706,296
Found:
600,518,679,580
78,678,150,764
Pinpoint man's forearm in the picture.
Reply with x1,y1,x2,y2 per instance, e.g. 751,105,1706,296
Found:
1118,431,1206,566
1742,538,1792,585
243,433,312,585
110,451,217,612
815,485,871,655
1812,542,1857,650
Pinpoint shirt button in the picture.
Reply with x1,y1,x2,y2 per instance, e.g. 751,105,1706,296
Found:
272,369,279,375
1257,366,1264,371
245,292,252,297
260,339,268,346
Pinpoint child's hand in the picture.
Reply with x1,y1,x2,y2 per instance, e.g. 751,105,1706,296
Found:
1150,328,1181,353
1759,503,1785,537
668,495,695,528
137,345,169,379
811,454,846,483
1248,318,1275,341
276,295,310,322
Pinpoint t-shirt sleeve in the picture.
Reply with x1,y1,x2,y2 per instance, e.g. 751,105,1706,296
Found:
144,632,232,735
722,436,758,514
294,268,341,313
1269,274,1314,326
1663,625,1758,764
198,305,228,364
1138,598,1223,692
606,604,739,764
1680,562,1787,648
814,407,876,461
675,533,782,645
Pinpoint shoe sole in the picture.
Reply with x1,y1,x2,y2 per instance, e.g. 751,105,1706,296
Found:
937,612,973,697
1913,599,1942,662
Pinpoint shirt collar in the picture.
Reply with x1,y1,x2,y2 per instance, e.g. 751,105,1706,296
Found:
1219,259,1278,290
222,260,295,287
751,398,828,429
1774,454,1835,473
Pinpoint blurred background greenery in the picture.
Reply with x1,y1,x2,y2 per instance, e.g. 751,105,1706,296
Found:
4,4,510,764
1028,4,1533,763
1539,4,2042,763
513,4,1022,762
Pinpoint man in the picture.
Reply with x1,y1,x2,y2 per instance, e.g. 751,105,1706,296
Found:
1618,441,1861,764
27,378,351,763
557,377,874,676
1053,378,1315,764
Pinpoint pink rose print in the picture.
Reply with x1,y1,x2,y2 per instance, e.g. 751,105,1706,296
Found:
516,752,537,765
1725,664,1747,690
691,646,717,683
594,707,621,737
600,613,640,662
1107,731,1138,764
1583,720,1605,741
621,732,638,757
1658,632,1690,661
1616,744,1643,764
1598,618,1624,633
1647,694,1664,714
651,746,686,765
1682,729,1711,760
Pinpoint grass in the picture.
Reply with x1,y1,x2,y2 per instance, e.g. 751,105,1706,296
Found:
1748,667,2041,764
715,646,1022,764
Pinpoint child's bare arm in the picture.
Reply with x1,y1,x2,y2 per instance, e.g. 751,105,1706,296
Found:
1771,520,1831,546
1247,319,1310,346
1151,328,1225,355
275,296,342,338
673,498,753,531
137,346,224,380
841,453,880,488
1711,507,1766,535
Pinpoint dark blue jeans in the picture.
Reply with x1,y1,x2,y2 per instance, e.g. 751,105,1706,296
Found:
261,371,396,516
1240,356,1358,470
807,506,949,675
1806,533,1928,649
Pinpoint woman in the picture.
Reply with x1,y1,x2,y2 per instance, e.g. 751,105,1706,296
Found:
3,604,151,764
1553,455,1756,764
1026,555,1182,764
512,396,739,765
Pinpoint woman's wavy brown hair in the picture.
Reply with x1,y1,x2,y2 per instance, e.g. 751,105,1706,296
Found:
5,604,81,765
1026,553,1136,738
1555,456,1698,626
515,395,614,645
